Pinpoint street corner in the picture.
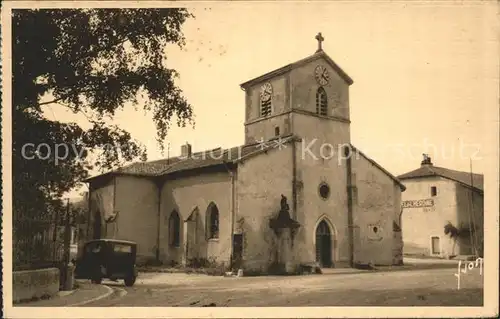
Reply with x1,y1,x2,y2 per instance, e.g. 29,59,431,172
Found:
18,280,114,307
135,271,225,287
67,281,115,306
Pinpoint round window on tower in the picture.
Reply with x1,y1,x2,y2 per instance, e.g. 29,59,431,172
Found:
319,183,330,199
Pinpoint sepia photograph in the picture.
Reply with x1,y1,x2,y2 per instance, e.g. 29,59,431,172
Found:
2,0,499,318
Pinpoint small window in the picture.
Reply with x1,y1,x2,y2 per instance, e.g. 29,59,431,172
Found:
369,225,380,235
367,225,382,240
319,183,330,199
275,126,280,136
316,87,328,116
431,236,440,254
431,186,437,197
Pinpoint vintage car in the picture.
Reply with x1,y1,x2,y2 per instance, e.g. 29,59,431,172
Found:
74,239,138,286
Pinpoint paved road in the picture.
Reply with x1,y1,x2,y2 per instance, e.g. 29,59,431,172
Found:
83,267,483,307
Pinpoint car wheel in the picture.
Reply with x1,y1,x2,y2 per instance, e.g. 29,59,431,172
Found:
124,276,136,287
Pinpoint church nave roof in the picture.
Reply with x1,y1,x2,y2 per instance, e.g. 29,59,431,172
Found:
83,135,299,182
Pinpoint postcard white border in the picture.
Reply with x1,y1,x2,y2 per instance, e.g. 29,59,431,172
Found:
2,1,499,318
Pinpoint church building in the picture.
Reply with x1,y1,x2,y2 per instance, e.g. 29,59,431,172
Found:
83,34,406,272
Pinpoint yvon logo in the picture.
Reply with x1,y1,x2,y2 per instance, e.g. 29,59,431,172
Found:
454,258,483,290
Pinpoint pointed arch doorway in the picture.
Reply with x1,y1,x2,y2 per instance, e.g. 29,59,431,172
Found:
315,220,333,267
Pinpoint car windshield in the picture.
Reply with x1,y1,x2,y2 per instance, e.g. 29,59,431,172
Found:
113,244,132,253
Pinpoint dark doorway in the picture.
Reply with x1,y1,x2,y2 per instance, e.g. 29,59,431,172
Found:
431,236,440,255
315,220,332,267
93,210,102,240
232,234,243,270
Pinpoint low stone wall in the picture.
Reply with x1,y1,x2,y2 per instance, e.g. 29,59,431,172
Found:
13,268,60,303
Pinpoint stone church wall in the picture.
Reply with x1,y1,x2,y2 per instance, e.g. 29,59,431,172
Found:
287,60,353,267
294,139,350,268
159,171,232,267
244,72,291,144
245,112,292,144
291,113,350,151
87,175,159,263
245,74,289,123
87,176,114,245
236,146,294,273
351,156,402,265
114,176,159,262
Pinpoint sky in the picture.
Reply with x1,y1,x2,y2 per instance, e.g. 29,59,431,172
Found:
44,1,499,198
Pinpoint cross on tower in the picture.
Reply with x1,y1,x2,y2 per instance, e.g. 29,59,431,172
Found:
315,32,324,52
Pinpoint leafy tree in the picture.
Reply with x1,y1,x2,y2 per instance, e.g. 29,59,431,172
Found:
444,221,460,256
444,221,472,256
12,9,194,217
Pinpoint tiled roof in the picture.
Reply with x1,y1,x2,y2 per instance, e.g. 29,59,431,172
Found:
84,135,298,182
114,157,184,176
398,165,483,193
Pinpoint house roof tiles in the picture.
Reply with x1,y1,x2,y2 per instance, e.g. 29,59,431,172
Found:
398,165,483,193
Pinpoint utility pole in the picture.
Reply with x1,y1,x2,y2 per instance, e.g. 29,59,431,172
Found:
469,159,479,257
52,207,60,261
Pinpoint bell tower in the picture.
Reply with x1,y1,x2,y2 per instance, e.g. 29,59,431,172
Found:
240,33,353,147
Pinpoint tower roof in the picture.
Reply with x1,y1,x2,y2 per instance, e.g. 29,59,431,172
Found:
239,49,353,89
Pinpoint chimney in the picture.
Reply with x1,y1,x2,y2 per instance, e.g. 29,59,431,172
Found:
421,153,433,166
181,142,192,158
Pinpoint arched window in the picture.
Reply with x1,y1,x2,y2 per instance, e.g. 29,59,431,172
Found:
316,87,328,116
206,203,219,239
260,82,273,117
169,210,180,247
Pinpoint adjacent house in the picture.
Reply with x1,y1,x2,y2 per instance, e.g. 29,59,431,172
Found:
398,155,484,258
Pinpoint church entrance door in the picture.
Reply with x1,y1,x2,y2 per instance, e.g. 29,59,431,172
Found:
315,220,332,267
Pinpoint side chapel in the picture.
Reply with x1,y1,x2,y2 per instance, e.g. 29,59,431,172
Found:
83,33,406,272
